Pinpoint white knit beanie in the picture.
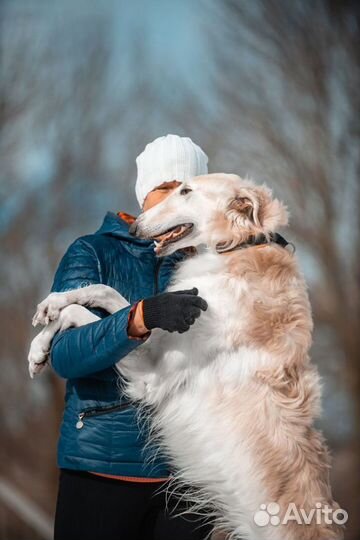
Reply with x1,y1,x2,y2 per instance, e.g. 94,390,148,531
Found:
135,134,208,207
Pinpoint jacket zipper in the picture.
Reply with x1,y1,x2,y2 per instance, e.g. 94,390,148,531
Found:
76,402,130,429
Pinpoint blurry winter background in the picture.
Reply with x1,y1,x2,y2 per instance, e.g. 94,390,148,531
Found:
0,0,359,538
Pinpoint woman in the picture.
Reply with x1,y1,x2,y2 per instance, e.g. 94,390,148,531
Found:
45,135,213,539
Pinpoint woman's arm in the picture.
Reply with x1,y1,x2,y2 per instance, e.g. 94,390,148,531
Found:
49,237,147,379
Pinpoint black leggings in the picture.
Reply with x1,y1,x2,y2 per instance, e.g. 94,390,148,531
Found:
54,469,213,540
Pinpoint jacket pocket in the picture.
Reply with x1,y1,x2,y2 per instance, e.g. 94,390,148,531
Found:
75,401,131,430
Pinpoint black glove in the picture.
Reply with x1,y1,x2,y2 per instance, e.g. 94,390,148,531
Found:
143,288,208,334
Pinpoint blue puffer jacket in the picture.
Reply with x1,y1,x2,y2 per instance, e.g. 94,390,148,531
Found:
50,212,188,478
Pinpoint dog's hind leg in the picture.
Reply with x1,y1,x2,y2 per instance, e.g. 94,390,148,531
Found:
28,305,100,378
32,284,129,326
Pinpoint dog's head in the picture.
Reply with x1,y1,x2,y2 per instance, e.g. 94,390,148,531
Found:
130,173,288,256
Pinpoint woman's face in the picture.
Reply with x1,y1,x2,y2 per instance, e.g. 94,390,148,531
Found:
142,180,181,211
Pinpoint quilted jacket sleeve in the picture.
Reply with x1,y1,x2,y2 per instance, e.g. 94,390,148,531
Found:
49,238,144,379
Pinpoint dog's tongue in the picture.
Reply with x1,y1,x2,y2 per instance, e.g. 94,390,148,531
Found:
156,225,185,242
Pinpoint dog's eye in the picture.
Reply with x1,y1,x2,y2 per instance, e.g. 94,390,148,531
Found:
180,187,192,196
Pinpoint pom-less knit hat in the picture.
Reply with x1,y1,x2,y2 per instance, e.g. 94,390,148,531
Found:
135,134,208,207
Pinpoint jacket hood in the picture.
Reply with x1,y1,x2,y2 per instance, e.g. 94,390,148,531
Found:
96,212,154,249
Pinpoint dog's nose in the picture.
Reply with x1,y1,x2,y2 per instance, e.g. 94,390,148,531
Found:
129,221,138,236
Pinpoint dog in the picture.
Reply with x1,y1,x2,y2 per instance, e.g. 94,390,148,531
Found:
29,174,343,539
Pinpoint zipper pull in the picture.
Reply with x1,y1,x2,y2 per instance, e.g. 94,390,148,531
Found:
76,413,85,430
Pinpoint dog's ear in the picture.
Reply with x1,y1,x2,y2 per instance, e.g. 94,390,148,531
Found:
227,186,288,232
227,190,261,227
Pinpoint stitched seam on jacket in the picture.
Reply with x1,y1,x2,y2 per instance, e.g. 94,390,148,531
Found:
81,239,103,283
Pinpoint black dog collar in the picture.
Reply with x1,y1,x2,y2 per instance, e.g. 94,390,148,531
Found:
216,232,295,254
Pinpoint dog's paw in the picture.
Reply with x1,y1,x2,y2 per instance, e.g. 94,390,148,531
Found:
28,358,48,378
28,334,50,378
32,292,70,326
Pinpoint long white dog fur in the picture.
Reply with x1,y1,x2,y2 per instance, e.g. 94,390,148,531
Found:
29,174,343,540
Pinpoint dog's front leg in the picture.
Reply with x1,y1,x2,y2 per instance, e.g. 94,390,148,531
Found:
33,285,129,326
84,284,130,314
28,305,100,377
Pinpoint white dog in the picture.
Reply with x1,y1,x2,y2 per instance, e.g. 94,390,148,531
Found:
29,174,343,540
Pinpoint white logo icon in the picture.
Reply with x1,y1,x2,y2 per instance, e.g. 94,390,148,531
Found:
254,502,280,527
